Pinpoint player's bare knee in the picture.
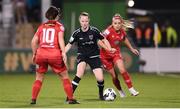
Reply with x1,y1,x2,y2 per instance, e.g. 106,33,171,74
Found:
59,71,69,79
95,73,104,81
76,71,85,78
36,73,44,81
120,69,127,74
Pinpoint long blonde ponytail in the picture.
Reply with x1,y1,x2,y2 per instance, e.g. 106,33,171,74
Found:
112,13,134,31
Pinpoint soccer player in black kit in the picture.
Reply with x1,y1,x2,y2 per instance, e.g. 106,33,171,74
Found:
65,12,116,100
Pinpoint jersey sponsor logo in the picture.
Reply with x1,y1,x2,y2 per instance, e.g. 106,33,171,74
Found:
82,41,94,45
89,35,93,40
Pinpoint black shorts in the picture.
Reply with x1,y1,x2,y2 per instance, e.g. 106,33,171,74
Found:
77,55,102,70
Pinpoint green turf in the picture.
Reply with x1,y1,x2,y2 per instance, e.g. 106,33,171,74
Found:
0,73,180,108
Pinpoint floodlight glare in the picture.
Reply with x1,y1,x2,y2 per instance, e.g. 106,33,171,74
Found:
128,0,135,7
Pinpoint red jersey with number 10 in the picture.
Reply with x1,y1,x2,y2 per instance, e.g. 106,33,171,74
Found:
100,26,126,57
35,20,65,59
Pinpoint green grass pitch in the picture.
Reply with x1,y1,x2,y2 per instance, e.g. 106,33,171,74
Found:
0,73,180,108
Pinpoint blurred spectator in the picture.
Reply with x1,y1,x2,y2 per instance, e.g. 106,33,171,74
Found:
135,27,142,46
13,0,28,24
160,23,167,47
15,23,34,48
165,21,178,47
26,0,41,22
144,27,153,47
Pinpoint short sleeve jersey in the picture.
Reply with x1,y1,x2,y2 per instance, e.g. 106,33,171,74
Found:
69,26,104,58
35,20,65,58
102,26,126,54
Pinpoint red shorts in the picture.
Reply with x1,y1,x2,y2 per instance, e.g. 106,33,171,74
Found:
100,53,122,70
35,56,67,74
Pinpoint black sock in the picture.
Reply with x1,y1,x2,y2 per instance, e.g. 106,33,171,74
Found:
112,77,122,91
72,76,81,93
97,80,104,97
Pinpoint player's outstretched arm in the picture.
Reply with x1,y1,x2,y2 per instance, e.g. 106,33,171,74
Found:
124,37,139,56
65,43,72,53
98,39,116,53
102,38,112,51
58,32,67,64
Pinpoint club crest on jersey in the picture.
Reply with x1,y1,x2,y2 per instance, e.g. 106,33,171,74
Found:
89,35,93,40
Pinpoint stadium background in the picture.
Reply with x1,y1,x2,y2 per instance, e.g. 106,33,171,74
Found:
0,0,180,108
0,0,180,73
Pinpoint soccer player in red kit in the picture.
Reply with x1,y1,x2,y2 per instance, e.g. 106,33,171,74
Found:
30,6,79,104
100,13,139,97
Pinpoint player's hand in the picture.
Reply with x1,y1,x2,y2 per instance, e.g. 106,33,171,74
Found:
62,52,68,68
109,48,116,53
62,52,67,63
131,48,139,56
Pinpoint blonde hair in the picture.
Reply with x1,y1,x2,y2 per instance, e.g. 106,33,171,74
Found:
79,12,90,19
112,13,134,30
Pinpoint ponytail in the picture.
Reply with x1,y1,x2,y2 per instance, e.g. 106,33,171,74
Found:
112,13,134,31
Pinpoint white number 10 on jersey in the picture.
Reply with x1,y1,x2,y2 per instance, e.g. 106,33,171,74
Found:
42,28,55,43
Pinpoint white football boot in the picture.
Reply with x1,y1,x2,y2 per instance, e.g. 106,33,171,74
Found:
118,90,126,98
129,87,139,96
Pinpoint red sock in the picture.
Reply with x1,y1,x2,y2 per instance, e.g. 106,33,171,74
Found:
32,80,42,100
63,79,73,100
112,78,122,91
121,72,133,88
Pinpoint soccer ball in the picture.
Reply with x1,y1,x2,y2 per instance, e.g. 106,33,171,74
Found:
103,88,116,101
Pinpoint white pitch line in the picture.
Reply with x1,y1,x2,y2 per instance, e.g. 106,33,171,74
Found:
158,73,180,78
